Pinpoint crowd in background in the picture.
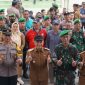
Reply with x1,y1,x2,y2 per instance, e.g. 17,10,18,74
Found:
0,0,85,85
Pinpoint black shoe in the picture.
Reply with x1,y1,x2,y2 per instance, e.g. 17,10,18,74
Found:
23,73,29,79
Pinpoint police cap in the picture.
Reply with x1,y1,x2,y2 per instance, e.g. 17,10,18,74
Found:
2,29,11,36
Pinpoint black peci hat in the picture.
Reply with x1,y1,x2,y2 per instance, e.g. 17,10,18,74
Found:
34,35,44,42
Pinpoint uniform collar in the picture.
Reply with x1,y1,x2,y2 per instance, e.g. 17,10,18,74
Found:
34,47,44,52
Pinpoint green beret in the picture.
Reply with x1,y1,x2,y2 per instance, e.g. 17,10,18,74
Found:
0,9,5,13
74,19,81,24
0,16,4,20
18,18,26,22
8,14,15,17
52,3,58,9
44,16,50,21
59,30,70,37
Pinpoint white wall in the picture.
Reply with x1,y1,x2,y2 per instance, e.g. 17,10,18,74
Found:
66,0,84,12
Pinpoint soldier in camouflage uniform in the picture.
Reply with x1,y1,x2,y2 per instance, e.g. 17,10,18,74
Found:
54,30,80,85
71,19,85,85
70,19,85,53
0,16,9,43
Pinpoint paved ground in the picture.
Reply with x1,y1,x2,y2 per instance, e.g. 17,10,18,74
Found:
22,76,79,85
21,68,79,85
23,79,54,85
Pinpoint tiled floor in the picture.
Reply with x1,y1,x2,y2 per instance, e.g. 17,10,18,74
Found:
23,77,79,85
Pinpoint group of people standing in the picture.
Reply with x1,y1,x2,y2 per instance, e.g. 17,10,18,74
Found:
0,0,85,85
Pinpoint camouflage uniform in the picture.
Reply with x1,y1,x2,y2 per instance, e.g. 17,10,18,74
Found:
71,29,85,53
0,16,9,42
55,43,80,85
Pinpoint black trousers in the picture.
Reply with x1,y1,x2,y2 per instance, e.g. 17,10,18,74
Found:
0,75,17,85
82,22,85,28
23,50,28,74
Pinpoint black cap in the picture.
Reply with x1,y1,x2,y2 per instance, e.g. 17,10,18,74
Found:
64,12,70,16
34,35,44,42
2,29,11,36
12,0,18,6
82,2,85,5
52,20,60,25
33,19,39,24
73,4,79,7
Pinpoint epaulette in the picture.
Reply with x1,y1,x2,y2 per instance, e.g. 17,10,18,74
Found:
44,48,50,51
28,48,34,52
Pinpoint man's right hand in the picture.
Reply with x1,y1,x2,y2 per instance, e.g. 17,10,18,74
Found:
0,54,4,59
0,54,4,63
57,58,62,66
26,56,32,63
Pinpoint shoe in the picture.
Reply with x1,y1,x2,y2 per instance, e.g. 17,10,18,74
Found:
17,77,24,85
23,73,29,79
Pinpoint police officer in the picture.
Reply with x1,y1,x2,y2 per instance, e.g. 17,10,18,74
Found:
0,29,22,85
26,35,51,85
54,30,80,85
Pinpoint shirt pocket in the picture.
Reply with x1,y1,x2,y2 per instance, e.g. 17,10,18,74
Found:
10,48,17,60
3,49,17,67
0,49,6,59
